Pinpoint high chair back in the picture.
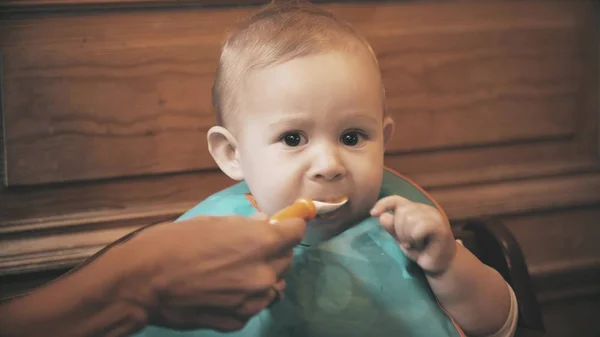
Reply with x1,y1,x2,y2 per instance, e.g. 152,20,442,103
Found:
453,219,546,337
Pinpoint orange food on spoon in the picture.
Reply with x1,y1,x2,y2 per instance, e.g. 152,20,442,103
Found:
269,198,317,223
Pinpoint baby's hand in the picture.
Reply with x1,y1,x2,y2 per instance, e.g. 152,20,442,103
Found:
370,195,457,276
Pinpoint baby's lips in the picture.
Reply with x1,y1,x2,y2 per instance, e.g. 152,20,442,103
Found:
268,196,349,223
312,196,348,215
315,196,348,204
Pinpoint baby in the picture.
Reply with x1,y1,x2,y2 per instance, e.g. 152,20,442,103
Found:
134,1,517,337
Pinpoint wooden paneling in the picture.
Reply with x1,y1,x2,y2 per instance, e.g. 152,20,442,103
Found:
501,206,600,337
2,171,599,275
0,6,599,336
541,294,600,337
1,1,597,186
1,8,233,185
501,207,600,300
0,0,267,13
504,208,600,275
0,170,232,226
2,141,598,226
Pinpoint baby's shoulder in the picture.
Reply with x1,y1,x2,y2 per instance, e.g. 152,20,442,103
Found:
177,182,256,221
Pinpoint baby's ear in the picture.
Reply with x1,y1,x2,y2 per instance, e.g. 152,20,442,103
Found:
207,126,244,181
383,116,395,149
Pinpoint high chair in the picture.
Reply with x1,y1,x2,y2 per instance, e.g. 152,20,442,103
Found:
453,218,546,337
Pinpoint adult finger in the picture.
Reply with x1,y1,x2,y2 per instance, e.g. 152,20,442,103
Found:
268,279,286,304
250,212,269,220
193,313,249,332
269,251,294,278
235,282,283,318
273,278,286,293
233,289,278,319
270,279,286,303
152,306,248,332
265,218,306,255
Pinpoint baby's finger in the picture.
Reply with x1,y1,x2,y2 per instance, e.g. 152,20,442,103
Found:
378,212,395,234
370,195,413,216
393,210,413,246
404,215,442,252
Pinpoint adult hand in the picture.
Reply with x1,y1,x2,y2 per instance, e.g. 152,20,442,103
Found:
123,214,306,331
0,214,306,337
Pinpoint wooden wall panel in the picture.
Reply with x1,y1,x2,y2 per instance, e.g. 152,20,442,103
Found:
501,206,600,337
541,294,600,337
501,207,600,300
504,208,600,275
1,9,233,185
2,139,599,226
0,0,266,12
1,1,597,186
0,4,599,336
2,171,599,275
0,170,233,232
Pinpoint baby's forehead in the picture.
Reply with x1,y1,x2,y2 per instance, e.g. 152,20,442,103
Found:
222,52,383,126
230,107,384,131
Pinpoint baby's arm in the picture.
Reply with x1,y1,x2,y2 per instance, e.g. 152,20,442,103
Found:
371,196,515,337
425,241,516,336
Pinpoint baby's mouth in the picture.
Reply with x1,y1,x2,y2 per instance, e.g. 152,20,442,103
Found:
312,197,349,216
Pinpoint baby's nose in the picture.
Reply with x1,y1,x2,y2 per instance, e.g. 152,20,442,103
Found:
308,150,346,182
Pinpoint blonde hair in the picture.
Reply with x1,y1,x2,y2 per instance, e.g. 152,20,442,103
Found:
212,0,382,127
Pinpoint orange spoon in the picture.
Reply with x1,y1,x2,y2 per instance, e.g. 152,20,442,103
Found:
269,198,317,224
268,197,349,223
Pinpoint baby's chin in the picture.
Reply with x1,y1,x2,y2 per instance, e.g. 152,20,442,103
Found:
300,208,370,246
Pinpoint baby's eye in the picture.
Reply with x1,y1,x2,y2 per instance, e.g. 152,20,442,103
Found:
340,130,366,146
280,132,307,147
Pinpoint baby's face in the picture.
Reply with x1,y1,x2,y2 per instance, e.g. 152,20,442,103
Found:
234,52,393,243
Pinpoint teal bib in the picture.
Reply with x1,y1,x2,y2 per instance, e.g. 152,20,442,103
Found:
133,169,464,337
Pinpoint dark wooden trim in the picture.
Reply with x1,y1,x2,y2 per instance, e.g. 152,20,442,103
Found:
0,0,267,14
391,157,599,190
533,257,600,304
0,0,409,13
0,202,190,234
0,0,379,14
1,170,599,276
0,51,6,188
2,161,599,233
430,171,600,221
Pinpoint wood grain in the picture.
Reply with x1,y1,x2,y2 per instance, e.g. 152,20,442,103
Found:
501,206,600,306
502,207,600,277
0,2,599,324
1,1,596,185
0,0,267,13
2,170,599,275
1,146,596,226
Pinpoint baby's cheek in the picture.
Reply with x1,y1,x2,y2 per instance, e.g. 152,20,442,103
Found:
355,174,383,211
255,194,283,216
254,187,298,216
350,188,379,218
